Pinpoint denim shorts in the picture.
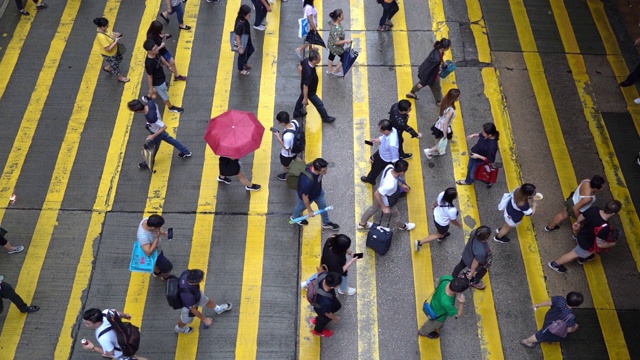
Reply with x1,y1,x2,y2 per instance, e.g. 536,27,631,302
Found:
161,50,173,62
154,82,170,101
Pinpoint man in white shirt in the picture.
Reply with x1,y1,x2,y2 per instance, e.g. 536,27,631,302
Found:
273,111,301,181
81,308,147,360
361,119,399,185
357,160,415,231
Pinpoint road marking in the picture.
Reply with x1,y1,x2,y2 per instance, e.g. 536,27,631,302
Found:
349,0,379,359
430,1,504,359
297,0,324,357
587,0,640,273
548,1,631,358
390,3,440,359
0,1,37,102
0,0,85,355
172,0,235,357
234,3,281,358
122,0,191,331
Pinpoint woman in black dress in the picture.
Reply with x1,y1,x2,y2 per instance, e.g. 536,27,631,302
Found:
406,38,451,104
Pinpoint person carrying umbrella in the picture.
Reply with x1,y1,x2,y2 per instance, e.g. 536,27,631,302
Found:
326,9,351,76
293,49,336,123
217,157,261,191
295,0,319,60
406,38,451,105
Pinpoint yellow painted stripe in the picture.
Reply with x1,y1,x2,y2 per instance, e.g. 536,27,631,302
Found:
390,3,440,359
548,1,631,358
173,0,235,356
430,1,504,359
0,1,37,101
349,0,379,358
234,3,281,358
587,0,640,272
0,0,85,355
123,0,188,327
297,0,323,358
466,1,561,358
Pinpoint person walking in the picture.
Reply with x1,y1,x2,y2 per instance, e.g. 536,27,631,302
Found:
251,0,271,31
418,275,469,339
160,0,192,30
310,272,343,337
0,276,39,314
295,0,319,60
127,99,191,170
0,227,24,255
326,9,351,76
15,0,47,16
217,157,261,191
424,89,460,159
544,175,605,232
293,50,336,123
406,38,451,104
455,123,500,187
377,0,398,31
147,21,187,81
520,292,584,348
290,158,340,230
388,99,421,160
361,120,399,185
301,234,359,295
415,187,461,250
136,214,173,280
94,17,130,83
273,111,301,181
548,200,621,273
494,183,537,243
358,160,416,231
234,5,255,76
175,269,232,334
82,308,147,359
143,40,184,113
450,226,492,290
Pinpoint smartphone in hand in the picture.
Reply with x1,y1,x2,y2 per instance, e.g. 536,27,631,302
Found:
364,140,373,146
269,127,279,133
167,228,174,241
353,253,364,259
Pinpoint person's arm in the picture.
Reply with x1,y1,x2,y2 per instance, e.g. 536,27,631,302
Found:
308,14,316,31
149,124,168,140
275,131,285,147
105,35,119,52
189,306,213,326
324,311,341,322
572,198,591,218
261,0,271,11
572,213,586,231
147,73,154,91
343,256,358,272
529,201,537,216
454,293,465,319
635,38,640,47
466,132,480,140
82,341,115,357
532,300,553,311
466,258,481,280
596,236,617,249
165,0,172,12
450,219,462,228
441,111,454,132
302,193,314,215
302,84,309,104
141,236,160,256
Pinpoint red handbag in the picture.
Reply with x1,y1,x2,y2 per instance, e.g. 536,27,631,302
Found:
474,161,499,184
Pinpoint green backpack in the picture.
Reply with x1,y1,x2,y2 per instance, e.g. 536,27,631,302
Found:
286,160,312,190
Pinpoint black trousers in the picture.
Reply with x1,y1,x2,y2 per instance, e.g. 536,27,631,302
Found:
397,130,407,157
365,151,392,183
622,64,640,85
452,259,487,284
0,282,29,313
314,301,342,332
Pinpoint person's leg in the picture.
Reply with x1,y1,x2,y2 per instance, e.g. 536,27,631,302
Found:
313,312,332,332
397,131,406,157
418,319,444,337
410,82,424,94
496,223,512,239
340,275,349,292
388,1,399,20
429,80,443,103
236,170,253,187
253,2,267,27
327,52,336,73
155,83,173,108
0,282,29,312
359,202,380,226
521,333,540,347
293,93,305,116
154,251,173,279
314,190,331,224
365,151,385,181
378,2,391,27
308,94,330,120
472,267,488,283
245,39,255,63
463,157,481,184
451,259,467,278
173,4,185,26
292,196,307,218
160,132,189,154
554,249,579,266
547,209,569,229
620,64,640,86
390,205,405,229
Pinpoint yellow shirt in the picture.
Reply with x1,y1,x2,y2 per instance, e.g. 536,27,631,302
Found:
96,30,117,56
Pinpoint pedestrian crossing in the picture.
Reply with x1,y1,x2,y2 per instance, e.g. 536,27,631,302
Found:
0,0,639,359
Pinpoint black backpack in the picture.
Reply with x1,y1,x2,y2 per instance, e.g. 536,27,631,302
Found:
98,310,140,357
166,271,197,310
282,119,305,155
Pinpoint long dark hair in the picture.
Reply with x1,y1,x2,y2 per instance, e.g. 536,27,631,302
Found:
439,89,460,116
327,234,351,255
434,38,451,50
482,123,500,140
439,187,457,207
237,4,251,22
514,183,536,207
147,20,163,40
303,0,314,8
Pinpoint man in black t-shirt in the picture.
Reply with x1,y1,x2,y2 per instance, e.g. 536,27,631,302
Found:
142,40,184,114
311,272,342,338
548,200,621,273
293,49,336,123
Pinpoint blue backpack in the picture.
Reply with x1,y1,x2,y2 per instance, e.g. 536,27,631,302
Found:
422,279,452,320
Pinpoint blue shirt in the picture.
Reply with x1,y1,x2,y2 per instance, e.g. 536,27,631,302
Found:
543,296,576,328
297,167,322,201
505,189,533,223
178,271,201,309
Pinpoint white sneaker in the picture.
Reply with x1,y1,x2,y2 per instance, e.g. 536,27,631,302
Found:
253,25,266,31
357,222,373,231
423,149,433,159
215,303,233,314
337,287,356,295
301,281,308,289
401,223,416,231
175,325,193,334
634,97,640,105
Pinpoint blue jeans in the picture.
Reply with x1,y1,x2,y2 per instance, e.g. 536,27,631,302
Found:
292,190,331,224
171,3,185,24
153,131,190,154
305,273,349,292
294,93,330,120
464,157,483,184
379,1,399,27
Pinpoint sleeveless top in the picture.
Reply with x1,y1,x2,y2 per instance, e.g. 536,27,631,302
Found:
572,180,596,213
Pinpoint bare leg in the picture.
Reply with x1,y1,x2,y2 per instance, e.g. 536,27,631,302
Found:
236,171,253,187
497,223,511,238
548,209,568,228
418,231,443,246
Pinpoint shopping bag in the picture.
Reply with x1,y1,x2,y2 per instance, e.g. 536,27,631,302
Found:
230,31,249,52
440,60,456,78
436,137,448,155
298,17,310,39
129,242,158,273
474,161,499,184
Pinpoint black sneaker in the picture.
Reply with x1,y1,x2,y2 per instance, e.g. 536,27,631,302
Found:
360,176,375,185
544,225,560,232
437,232,451,241
290,217,309,226
169,106,184,113
245,184,261,191
292,111,307,118
217,176,231,184
140,95,149,103
178,152,192,158
400,153,413,160
578,254,596,265
22,305,40,313
322,116,336,123
277,173,287,181
138,162,149,169
548,261,567,273
493,235,510,243
425,331,440,339
322,222,340,231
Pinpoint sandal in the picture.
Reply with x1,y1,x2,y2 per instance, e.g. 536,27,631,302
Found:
160,12,170,23
455,180,470,185
406,92,418,100
239,70,250,76
377,26,390,32
243,63,253,69
179,25,192,30
520,339,536,348
118,77,130,83
102,67,112,74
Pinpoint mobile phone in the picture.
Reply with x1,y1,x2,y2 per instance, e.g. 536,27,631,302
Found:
364,140,373,146
167,228,174,241
269,127,279,133
353,253,364,259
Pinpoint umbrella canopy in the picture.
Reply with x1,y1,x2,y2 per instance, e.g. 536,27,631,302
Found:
204,110,265,159
342,46,359,78
305,31,327,48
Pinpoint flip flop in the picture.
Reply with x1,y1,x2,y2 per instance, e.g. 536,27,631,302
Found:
118,77,130,83
239,70,250,76
160,12,170,23
406,93,419,100
520,340,536,348
179,25,192,30
456,180,471,185
102,67,112,74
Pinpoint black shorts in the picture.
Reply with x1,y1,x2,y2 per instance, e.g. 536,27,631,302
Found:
219,157,241,177
156,251,173,274
430,125,453,140
280,154,297,167
328,51,345,63
435,222,449,235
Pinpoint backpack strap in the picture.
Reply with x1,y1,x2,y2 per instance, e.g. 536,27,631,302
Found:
428,279,453,319
314,273,332,300
97,326,122,352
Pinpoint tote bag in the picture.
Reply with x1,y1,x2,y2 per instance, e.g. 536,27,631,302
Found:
298,17,310,39
129,242,158,273
230,31,249,52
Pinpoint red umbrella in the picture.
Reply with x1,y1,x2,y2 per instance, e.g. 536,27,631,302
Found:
204,110,265,159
